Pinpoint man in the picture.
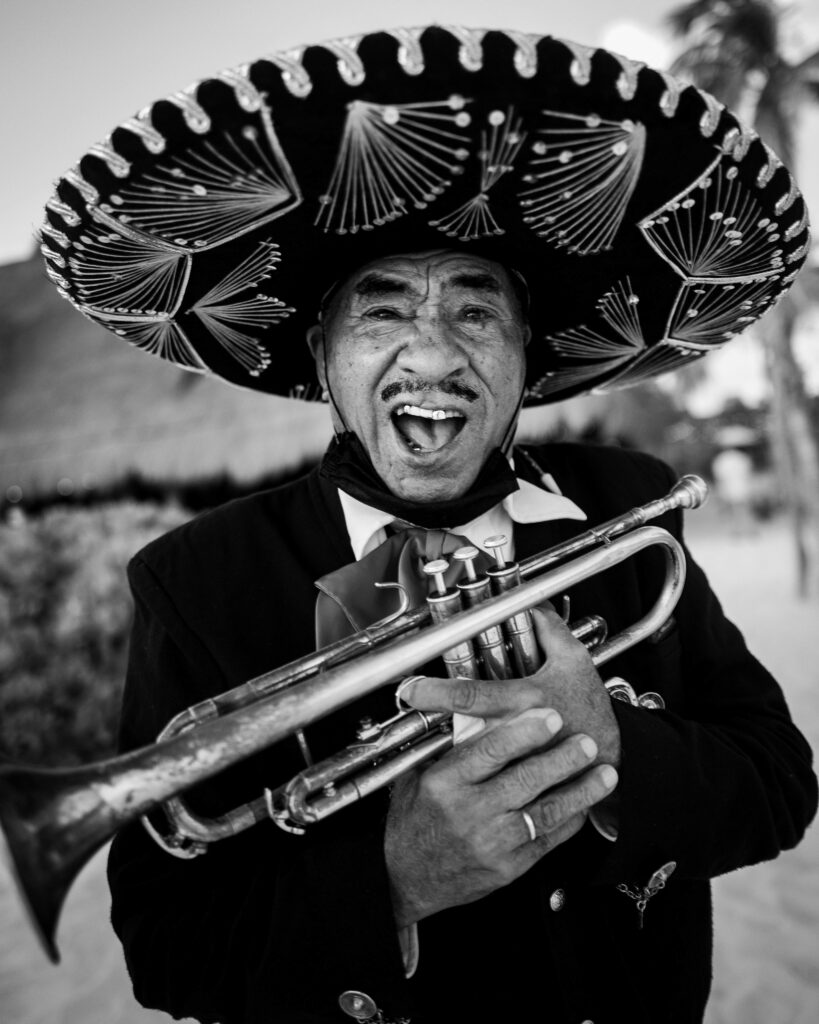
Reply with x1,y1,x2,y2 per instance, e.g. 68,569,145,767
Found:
306,250,622,928
37,24,816,1024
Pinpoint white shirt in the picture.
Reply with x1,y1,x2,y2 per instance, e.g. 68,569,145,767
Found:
338,472,587,561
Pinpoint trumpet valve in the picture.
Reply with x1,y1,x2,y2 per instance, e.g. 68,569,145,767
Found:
452,545,481,581
423,558,450,596
484,534,509,569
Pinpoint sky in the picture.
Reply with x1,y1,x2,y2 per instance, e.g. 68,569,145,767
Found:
2,0,819,407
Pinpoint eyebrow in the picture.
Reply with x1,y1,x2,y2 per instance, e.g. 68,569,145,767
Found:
352,273,415,300
446,271,502,295
351,270,504,301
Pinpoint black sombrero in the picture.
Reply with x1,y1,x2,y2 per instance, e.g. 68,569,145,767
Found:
40,25,810,406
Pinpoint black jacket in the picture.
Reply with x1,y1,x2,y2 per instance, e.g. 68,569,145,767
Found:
108,443,817,1023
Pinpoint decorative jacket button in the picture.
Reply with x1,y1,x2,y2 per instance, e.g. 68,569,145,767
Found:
338,990,378,1019
549,887,566,911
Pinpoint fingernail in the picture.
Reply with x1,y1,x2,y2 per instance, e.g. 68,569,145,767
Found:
516,708,562,733
544,710,562,734
600,765,619,788
395,675,422,708
579,735,598,759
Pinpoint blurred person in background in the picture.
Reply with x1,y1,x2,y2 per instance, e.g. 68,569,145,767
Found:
712,445,756,536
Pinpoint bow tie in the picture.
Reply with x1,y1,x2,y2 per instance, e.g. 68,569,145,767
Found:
314,527,492,648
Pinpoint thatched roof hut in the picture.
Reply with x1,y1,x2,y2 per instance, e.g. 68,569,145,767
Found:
0,256,333,503
3,250,750,506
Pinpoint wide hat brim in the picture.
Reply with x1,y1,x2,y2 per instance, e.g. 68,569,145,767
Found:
41,25,810,406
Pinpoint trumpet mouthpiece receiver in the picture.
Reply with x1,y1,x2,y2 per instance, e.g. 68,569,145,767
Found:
672,475,709,510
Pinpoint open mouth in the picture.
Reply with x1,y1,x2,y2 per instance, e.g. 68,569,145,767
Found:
391,404,466,453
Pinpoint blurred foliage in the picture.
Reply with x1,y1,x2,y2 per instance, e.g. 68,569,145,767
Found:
0,501,190,767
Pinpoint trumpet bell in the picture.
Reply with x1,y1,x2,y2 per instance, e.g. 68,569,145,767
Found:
0,763,115,963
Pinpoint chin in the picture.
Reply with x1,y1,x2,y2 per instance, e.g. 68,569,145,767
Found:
388,475,471,505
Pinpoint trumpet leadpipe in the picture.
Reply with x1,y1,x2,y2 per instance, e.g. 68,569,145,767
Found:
267,709,451,829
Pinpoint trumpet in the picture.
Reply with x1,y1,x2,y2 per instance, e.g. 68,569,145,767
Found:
0,474,707,963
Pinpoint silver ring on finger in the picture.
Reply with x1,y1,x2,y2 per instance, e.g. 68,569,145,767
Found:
521,809,537,843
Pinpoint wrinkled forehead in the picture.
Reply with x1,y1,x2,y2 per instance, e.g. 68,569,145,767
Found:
324,249,522,313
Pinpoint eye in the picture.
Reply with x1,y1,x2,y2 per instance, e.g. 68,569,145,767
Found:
459,305,494,324
364,306,404,321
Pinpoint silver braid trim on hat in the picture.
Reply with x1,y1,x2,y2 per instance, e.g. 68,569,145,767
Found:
505,31,541,79
40,245,66,268
122,109,167,154
389,27,426,76
40,221,70,249
45,196,81,228
559,39,595,86
64,168,99,205
88,140,131,178
775,181,800,215
610,53,645,101
697,90,724,137
719,124,756,162
657,73,684,117
266,47,312,97
324,37,366,87
44,261,70,290
756,145,783,188
786,240,810,264
784,209,809,242
217,67,265,112
445,26,487,72
167,90,211,134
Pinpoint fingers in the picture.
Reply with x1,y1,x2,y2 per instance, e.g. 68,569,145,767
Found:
511,762,619,852
401,674,546,718
450,707,564,785
530,604,579,659
511,811,589,872
489,732,601,809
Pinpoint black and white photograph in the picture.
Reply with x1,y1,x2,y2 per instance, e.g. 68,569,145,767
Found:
1,1,819,1022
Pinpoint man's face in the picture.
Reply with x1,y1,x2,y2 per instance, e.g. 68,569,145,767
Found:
310,250,529,504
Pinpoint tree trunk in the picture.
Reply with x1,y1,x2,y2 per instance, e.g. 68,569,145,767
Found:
759,293,819,598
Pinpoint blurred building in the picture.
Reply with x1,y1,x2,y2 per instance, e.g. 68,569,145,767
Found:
0,255,333,506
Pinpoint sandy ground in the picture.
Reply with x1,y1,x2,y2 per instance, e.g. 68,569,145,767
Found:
0,512,817,1024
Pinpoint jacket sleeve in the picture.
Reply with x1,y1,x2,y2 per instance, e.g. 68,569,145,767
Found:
107,555,412,1024
582,454,818,887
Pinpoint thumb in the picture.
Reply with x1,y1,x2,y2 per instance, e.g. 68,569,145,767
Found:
531,600,564,644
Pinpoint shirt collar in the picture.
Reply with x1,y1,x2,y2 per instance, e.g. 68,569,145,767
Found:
338,462,586,560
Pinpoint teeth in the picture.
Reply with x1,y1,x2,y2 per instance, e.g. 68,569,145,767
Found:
396,404,465,420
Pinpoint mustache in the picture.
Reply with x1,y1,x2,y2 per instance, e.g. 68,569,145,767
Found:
380,379,479,404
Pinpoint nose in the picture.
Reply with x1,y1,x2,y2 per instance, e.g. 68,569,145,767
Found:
395,314,469,384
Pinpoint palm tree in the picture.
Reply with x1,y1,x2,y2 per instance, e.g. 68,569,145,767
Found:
669,0,819,597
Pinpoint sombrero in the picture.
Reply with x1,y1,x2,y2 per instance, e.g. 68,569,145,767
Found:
40,25,810,406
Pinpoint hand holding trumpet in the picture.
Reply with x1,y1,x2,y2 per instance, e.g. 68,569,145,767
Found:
384,603,621,928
